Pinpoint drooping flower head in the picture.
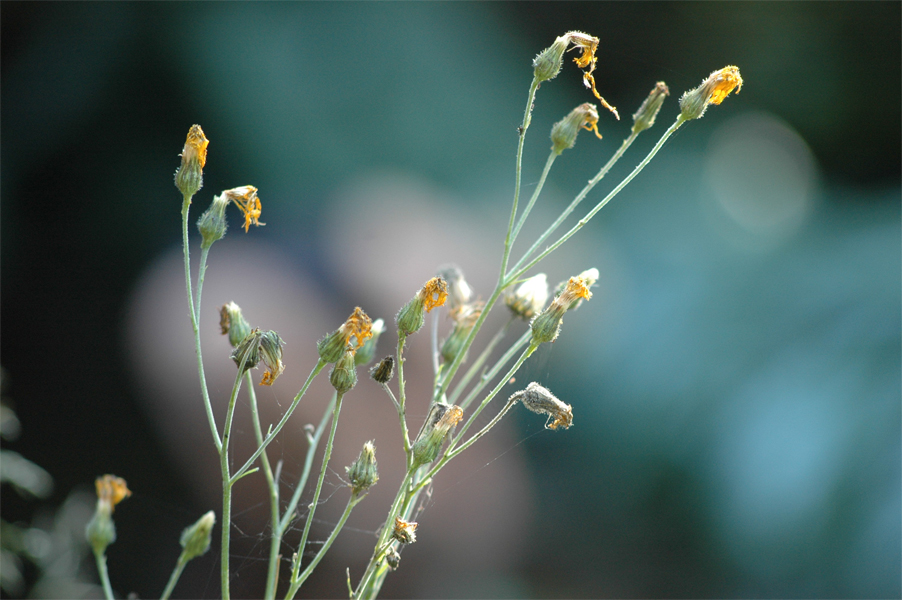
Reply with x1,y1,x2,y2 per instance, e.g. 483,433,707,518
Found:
679,66,743,121
222,186,264,232
532,32,619,120
511,382,573,430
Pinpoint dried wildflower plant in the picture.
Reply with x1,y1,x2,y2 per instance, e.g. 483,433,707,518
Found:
85,31,742,600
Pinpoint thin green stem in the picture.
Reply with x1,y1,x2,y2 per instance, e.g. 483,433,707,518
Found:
511,117,686,283
231,360,327,483
458,330,531,413
181,196,221,453
509,152,557,247
159,553,188,600
500,76,541,277
194,246,211,327
245,372,281,600
448,317,513,405
279,394,336,535
93,550,114,600
285,493,363,598
291,392,345,586
507,130,639,279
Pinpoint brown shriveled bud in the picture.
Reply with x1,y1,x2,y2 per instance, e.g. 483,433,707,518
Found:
679,66,743,121
392,517,418,544
385,548,401,570
632,82,670,133
552,103,602,153
231,328,263,372
510,382,573,430
370,355,395,384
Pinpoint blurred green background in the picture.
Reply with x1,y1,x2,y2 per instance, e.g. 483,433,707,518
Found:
2,2,899,598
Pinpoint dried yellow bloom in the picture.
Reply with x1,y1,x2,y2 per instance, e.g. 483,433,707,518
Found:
223,186,264,232
530,275,593,345
175,124,209,196
551,103,602,154
318,307,374,362
566,32,619,120
392,517,418,544
95,475,131,512
183,125,208,169
679,66,743,120
421,277,449,312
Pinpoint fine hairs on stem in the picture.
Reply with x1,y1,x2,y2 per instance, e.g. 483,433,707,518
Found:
84,34,742,599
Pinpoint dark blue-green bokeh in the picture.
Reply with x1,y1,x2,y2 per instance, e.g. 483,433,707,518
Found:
2,3,899,598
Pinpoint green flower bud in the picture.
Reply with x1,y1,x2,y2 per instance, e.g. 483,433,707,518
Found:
197,193,229,249
632,82,670,134
220,302,252,348
345,441,379,495
532,35,569,83
330,346,358,393
180,511,216,561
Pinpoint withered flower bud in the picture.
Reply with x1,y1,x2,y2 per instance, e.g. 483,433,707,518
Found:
396,277,448,336
86,475,131,555
231,328,263,372
436,265,472,311
679,66,743,121
553,268,599,312
355,319,384,366
530,275,592,345
175,125,208,198
505,273,549,321
318,307,374,363
222,186,265,233
511,382,573,430
392,517,418,544
552,103,602,153
220,302,252,348
370,356,395,384
259,330,285,386
412,402,464,467
632,82,670,133
385,548,401,570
